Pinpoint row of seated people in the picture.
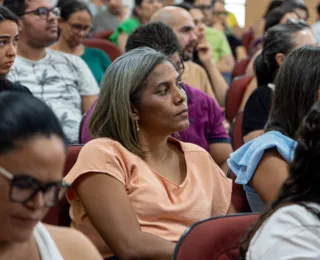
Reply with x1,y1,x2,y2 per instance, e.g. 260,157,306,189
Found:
0,0,320,260
2,40,320,260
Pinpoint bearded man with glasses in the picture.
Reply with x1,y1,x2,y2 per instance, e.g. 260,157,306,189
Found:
3,0,100,145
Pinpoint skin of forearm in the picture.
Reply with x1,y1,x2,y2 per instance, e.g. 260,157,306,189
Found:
202,59,228,107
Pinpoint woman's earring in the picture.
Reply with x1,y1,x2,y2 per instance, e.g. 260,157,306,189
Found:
135,120,140,132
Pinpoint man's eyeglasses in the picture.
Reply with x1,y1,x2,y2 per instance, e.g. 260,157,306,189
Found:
67,22,94,34
20,7,60,20
0,166,71,208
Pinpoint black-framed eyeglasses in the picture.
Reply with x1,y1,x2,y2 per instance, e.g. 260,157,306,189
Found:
20,7,60,20
0,166,71,208
67,22,94,34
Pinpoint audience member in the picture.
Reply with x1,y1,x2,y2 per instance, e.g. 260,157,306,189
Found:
87,0,106,16
0,5,30,94
243,21,315,143
4,0,99,144
242,101,320,259
109,0,163,51
241,0,296,55
312,3,320,42
0,92,102,260
174,3,228,106
65,47,233,259
93,0,126,32
150,7,218,103
126,22,230,171
240,4,310,112
51,0,111,84
211,0,247,62
184,0,235,76
228,45,320,212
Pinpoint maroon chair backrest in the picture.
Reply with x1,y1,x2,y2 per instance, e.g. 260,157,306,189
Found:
173,213,259,260
228,170,251,213
241,27,254,54
232,57,250,79
225,75,253,123
231,112,244,150
92,30,113,40
43,145,83,226
82,38,122,61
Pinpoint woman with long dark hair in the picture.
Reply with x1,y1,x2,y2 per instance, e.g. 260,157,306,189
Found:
242,20,315,143
242,101,320,259
228,46,320,212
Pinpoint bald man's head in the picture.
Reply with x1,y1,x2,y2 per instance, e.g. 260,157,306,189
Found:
151,6,190,26
150,6,197,61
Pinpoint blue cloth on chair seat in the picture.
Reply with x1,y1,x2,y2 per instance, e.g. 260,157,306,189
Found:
227,131,297,212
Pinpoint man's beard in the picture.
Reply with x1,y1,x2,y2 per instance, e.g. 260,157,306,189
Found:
181,42,196,61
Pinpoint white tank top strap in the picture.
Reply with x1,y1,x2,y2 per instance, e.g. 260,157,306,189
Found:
33,222,64,260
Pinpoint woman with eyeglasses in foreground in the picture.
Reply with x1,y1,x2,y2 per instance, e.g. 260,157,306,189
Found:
0,92,102,260
242,101,320,259
51,0,111,85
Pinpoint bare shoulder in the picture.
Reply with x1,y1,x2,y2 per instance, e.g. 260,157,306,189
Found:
45,224,103,260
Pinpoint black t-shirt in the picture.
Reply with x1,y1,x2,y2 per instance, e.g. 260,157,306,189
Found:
226,34,243,60
0,79,32,94
242,85,273,137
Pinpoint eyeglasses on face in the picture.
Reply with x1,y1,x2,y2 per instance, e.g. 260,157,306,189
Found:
0,166,71,208
20,7,60,20
67,22,94,34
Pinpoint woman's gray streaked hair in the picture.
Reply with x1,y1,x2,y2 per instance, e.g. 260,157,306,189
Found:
89,47,170,155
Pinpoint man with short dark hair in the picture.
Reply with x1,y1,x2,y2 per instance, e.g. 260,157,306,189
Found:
4,0,99,143
312,3,320,42
125,22,232,173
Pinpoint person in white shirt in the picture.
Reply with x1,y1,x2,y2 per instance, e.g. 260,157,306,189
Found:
312,3,320,42
242,99,320,260
3,0,99,144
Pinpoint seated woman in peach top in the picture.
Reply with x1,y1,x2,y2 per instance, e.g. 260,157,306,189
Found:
64,47,233,260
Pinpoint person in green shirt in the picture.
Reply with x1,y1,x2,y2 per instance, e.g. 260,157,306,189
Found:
109,0,163,52
51,0,111,85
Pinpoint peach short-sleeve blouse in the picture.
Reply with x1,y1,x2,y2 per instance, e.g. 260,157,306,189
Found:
64,137,232,258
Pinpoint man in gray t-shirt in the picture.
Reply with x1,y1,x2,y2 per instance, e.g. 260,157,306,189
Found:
93,0,125,33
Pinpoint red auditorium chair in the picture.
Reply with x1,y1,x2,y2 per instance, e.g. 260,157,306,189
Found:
241,27,254,54
43,145,83,226
225,75,253,123
227,169,251,213
230,111,244,150
82,38,122,61
232,56,251,79
173,213,259,260
92,30,114,40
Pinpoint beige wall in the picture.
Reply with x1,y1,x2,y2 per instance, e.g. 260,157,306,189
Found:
245,0,318,28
